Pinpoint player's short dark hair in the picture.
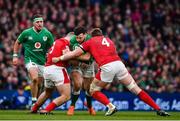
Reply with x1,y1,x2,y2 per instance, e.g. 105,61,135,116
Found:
32,14,43,20
74,26,87,35
91,28,103,37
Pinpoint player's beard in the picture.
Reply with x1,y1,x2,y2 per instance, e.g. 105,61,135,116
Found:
34,23,43,32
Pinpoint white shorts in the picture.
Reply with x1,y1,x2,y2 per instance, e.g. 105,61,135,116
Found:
96,61,128,83
71,61,95,78
43,65,70,88
25,62,44,77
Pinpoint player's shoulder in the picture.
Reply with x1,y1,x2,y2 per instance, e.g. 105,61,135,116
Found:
21,27,33,34
70,35,78,44
43,27,52,34
86,34,92,40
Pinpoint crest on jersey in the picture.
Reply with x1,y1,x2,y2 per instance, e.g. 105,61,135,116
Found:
28,36,33,40
43,36,47,41
35,42,41,49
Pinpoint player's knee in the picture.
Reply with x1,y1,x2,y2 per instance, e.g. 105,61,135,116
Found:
126,80,140,95
126,80,136,90
82,84,89,91
73,86,81,92
63,94,71,101
45,90,52,97
74,82,82,91
89,82,102,95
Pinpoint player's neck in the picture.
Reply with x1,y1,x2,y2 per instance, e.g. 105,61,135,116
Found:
33,27,42,33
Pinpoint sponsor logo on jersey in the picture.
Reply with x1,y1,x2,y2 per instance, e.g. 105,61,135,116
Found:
35,42,41,49
28,36,33,40
43,36,47,41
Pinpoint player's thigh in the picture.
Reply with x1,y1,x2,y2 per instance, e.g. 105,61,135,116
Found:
44,87,54,96
119,73,141,94
71,69,83,86
56,83,71,96
26,62,42,80
96,63,116,83
44,65,70,88
37,64,45,78
114,61,136,86
120,74,135,86
82,62,95,78
114,61,129,82
83,77,94,91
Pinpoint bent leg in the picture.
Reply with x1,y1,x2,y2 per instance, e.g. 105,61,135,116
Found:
90,78,110,106
31,88,54,112
120,74,160,110
44,84,71,112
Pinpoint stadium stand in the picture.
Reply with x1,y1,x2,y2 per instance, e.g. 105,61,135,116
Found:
0,0,179,93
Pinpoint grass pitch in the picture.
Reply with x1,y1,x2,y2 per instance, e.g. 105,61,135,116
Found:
0,110,179,120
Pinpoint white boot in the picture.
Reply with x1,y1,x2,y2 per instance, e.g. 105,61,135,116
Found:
105,103,117,116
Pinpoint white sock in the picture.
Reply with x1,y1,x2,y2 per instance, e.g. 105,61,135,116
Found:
107,103,115,109
32,97,37,101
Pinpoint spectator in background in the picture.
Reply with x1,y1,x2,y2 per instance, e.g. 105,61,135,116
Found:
0,0,178,93
11,86,29,109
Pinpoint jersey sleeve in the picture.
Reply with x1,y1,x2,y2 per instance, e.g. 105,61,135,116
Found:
81,39,90,52
17,30,26,43
86,34,92,40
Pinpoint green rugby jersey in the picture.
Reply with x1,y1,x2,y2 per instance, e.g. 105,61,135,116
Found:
70,34,93,64
18,27,54,65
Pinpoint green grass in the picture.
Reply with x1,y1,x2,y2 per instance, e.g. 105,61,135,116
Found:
0,110,179,120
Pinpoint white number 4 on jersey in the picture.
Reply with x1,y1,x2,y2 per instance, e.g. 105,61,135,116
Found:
102,38,110,47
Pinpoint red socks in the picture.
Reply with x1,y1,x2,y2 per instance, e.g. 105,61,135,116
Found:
45,102,57,112
31,103,39,112
138,90,160,110
92,91,110,106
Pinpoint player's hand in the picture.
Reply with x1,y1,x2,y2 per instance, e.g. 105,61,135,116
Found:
52,57,60,63
12,57,19,66
62,46,70,55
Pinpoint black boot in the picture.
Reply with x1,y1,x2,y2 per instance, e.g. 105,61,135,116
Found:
157,110,170,116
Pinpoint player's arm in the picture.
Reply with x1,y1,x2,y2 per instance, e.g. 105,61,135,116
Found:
76,52,91,61
52,47,84,63
12,39,21,66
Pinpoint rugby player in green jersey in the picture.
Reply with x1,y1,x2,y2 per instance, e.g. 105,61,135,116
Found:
67,26,96,115
12,14,54,107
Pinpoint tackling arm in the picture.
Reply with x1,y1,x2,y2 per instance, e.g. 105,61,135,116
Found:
76,52,91,61
52,47,84,63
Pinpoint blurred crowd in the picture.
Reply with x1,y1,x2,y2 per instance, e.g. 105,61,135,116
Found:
0,0,179,93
